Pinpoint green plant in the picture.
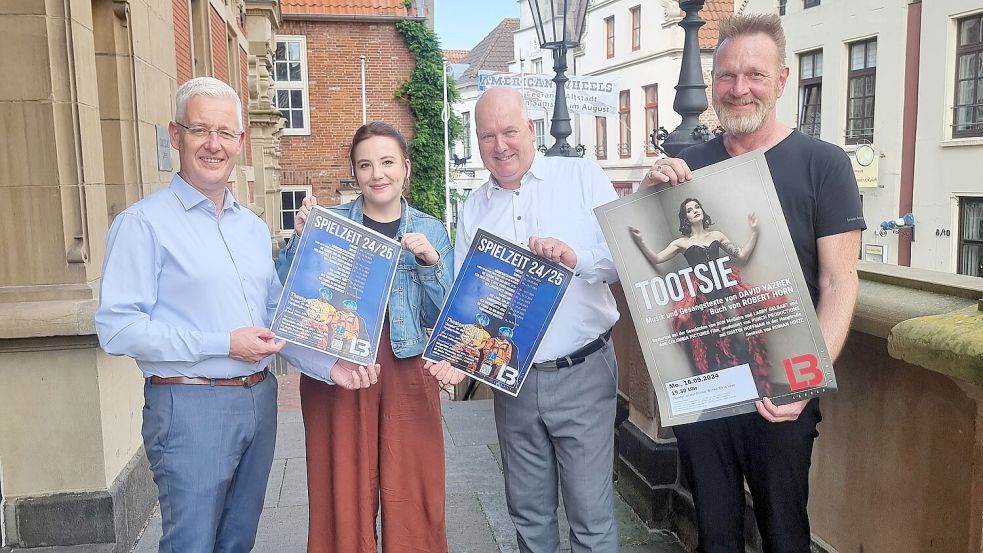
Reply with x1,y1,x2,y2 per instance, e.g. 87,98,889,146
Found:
396,20,463,220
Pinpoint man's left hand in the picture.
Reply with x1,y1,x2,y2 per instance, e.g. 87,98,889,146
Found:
426,360,466,386
755,397,808,423
528,236,577,268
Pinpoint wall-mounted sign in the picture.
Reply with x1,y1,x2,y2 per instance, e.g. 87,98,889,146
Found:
864,243,887,263
849,145,879,188
156,125,172,172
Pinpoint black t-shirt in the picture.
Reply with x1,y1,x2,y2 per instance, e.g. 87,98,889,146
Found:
362,214,400,239
679,130,866,306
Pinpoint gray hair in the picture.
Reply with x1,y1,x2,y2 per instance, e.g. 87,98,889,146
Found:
175,77,244,131
716,14,787,68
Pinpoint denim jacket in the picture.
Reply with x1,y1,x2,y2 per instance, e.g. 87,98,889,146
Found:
275,196,453,359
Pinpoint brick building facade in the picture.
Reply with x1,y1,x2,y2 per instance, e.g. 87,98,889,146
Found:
272,0,433,239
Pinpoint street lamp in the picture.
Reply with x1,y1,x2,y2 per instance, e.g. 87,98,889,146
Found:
650,0,720,157
441,57,452,235
528,0,589,157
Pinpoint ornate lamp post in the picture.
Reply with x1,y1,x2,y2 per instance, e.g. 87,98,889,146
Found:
529,0,590,157
651,0,721,157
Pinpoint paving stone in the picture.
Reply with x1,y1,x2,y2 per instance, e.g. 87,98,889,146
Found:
278,457,309,508
442,400,500,447
254,505,308,551
264,459,287,509
446,492,500,553
273,418,306,461
115,390,687,553
445,443,506,495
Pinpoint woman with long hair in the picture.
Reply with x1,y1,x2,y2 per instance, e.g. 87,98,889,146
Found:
629,197,782,396
276,122,460,552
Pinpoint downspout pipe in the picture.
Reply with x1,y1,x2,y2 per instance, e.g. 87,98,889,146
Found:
360,55,367,125
898,0,921,266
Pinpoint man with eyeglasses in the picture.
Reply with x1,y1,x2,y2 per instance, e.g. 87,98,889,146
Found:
96,77,284,552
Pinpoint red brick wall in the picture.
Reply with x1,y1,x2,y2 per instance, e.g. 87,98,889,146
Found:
277,20,416,205
173,0,192,84
210,5,228,83
241,46,251,165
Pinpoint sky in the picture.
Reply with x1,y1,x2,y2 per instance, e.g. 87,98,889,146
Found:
434,0,521,51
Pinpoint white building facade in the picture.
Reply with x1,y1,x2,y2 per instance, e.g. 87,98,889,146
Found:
778,0,983,276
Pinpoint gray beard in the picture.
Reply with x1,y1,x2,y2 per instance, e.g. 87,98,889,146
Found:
713,96,775,135
715,104,767,135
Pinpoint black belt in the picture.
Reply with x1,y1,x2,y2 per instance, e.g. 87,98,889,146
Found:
533,329,612,371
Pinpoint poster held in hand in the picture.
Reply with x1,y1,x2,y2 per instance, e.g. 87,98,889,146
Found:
272,206,399,367
595,150,835,426
424,230,572,397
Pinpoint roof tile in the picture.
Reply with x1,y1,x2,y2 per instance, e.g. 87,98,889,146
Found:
443,49,470,63
699,0,736,49
280,0,415,17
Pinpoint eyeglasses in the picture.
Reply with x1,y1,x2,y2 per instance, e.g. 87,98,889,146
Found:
175,122,242,142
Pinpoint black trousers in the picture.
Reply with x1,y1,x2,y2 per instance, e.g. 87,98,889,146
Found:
673,399,822,553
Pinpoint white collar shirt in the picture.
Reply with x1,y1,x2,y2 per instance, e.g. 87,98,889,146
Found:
455,153,620,361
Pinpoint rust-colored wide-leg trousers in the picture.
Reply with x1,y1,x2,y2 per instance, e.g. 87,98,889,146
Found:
300,324,447,553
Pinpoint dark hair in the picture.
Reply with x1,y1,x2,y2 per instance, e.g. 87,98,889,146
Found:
678,198,713,236
348,121,411,191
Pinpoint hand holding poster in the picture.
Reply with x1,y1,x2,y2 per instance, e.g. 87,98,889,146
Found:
595,150,835,426
272,207,399,366
424,230,572,396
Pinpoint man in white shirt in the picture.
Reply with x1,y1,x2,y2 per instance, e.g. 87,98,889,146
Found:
456,86,621,552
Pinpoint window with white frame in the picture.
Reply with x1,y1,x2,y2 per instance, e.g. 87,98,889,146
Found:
532,57,543,74
959,197,983,277
605,16,615,59
643,84,658,156
954,13,983,138
273,36,310,135
534,119,546,150
798,50,822,138
618,90,631,157
845,38,876,144
595,116,607,160
280,186,310,234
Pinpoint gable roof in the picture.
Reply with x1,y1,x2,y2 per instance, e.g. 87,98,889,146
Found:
280,0,416,17
699,0,735,49
457,18,520,84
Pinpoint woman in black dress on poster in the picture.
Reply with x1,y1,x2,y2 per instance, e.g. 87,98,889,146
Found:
629,197,783,396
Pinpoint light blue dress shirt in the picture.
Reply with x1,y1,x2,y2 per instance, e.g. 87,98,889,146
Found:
95,175,283,379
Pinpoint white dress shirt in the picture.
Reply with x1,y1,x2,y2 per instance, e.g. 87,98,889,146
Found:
455,153,620,362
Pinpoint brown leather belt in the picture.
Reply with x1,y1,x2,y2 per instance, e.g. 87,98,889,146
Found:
148,369,268,388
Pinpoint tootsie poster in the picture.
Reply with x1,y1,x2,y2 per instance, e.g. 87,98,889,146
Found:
595,150,835,426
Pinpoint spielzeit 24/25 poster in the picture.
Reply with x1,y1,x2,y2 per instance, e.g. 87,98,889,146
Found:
596,150,835,426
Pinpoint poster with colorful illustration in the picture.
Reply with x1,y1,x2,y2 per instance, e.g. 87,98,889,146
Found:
424,230,572,397
272,207,399,366
595,150,836,426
